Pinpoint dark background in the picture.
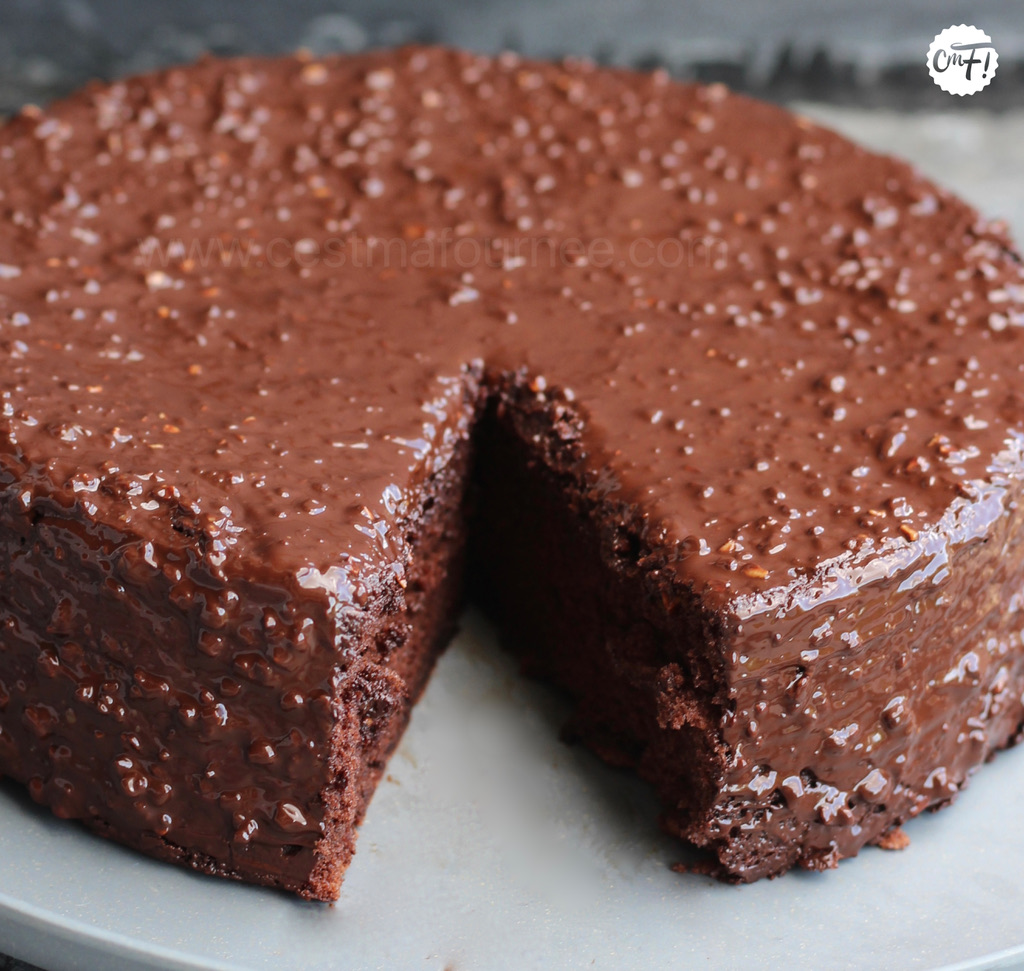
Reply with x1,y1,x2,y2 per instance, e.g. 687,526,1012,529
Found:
1,0,1022,114
0,1,1020,968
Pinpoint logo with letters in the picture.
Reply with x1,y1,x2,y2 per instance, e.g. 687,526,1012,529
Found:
927,24,998,96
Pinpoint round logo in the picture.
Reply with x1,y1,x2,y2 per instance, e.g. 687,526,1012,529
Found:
927,24,998,96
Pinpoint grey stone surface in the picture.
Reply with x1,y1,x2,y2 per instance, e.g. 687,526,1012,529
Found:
0,954,42,970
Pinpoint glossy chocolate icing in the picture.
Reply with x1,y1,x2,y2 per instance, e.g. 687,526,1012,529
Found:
1,47,1024,895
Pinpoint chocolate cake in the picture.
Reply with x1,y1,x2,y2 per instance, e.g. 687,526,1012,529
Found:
1,46,1023,900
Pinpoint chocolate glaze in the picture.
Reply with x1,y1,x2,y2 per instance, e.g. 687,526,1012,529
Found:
1,47,1024,896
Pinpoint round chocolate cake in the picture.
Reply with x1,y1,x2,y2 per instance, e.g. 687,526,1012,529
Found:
1,47,1023,900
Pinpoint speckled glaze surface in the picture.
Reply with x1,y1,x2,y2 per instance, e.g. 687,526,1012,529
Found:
3,47,1024,897
3,48,1023,590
